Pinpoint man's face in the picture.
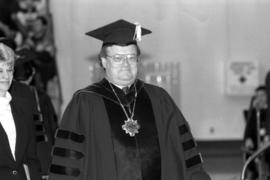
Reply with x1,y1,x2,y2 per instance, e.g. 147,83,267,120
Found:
101,44,138,87
256,90,267,104
253,89,268,109
32,19,45,36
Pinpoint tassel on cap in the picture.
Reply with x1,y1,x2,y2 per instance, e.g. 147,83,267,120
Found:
133,22,142,42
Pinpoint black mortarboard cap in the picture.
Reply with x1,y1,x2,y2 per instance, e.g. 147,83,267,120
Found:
0,37,16,51
85,19,152,46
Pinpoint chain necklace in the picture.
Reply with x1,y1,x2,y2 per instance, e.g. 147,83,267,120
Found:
109,82,140,137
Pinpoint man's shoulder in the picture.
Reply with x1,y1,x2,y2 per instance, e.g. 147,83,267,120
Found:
144,82,161,89
142,82,175,108
71,83,105,103
143,82,169,96
74,83,100,95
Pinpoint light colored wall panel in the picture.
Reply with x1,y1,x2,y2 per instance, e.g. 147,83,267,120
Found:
50,0,270,140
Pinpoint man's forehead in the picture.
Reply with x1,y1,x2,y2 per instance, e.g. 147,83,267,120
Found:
106,44,137,52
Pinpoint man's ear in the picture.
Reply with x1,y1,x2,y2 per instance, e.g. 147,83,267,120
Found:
100,57,107,69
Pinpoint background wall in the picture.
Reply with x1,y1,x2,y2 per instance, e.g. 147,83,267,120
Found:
50,0,270,140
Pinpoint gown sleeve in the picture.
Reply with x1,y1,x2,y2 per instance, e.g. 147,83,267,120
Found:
25,112,42,180
49,93,90,180
149,86,211,180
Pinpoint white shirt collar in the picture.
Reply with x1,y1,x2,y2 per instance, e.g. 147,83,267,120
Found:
0,92,12,107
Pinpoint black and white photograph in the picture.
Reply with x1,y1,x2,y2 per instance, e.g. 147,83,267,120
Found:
1,0,270,180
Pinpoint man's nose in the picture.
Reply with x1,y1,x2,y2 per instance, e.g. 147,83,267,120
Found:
122,57,130,65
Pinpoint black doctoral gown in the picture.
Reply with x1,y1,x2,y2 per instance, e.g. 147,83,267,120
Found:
49,78,211,180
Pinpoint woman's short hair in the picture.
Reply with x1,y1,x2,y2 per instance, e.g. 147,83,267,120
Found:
0,43,15,65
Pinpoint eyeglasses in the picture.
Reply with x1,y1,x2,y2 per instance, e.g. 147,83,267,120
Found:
106,54,138,65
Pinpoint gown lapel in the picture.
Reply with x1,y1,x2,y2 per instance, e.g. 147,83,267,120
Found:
0,122,16,162
10,99,25,162
80,78,144,106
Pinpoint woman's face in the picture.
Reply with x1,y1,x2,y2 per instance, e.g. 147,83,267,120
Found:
0,62,14,96
0,43,15,97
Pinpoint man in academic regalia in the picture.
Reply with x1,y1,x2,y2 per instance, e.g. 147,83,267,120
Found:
49,19,211,180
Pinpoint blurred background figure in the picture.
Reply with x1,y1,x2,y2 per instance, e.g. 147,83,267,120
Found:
14,48,58,180
243,85,270,180
12,0,38,41
0,0,62,118
21,15,57,91
266,71,270,137
0,0,20,39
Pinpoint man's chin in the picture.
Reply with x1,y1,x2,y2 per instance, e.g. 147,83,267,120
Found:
118,78,135,86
